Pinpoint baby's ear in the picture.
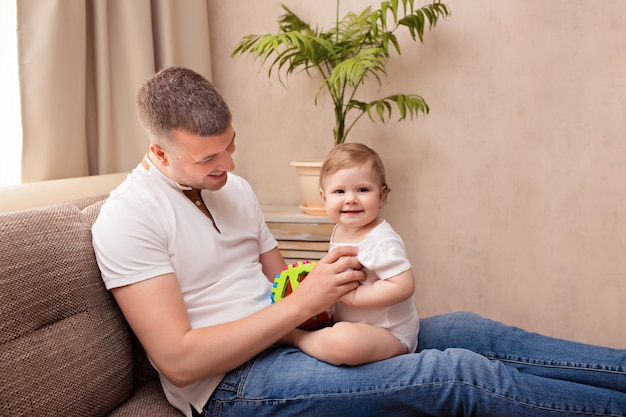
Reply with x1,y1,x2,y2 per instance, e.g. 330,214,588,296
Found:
380,185,390,206
319,189,326,202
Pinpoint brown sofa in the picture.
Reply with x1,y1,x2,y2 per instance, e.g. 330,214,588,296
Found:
0,191,183,416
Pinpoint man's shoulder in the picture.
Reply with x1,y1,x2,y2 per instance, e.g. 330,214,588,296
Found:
101,176,154,211
94,171,168,228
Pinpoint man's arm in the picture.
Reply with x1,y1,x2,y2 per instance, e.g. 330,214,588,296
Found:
259,246,286,282
111,246,363,388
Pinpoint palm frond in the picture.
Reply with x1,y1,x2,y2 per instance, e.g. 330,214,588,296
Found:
363,94,430,123
232,1,450,144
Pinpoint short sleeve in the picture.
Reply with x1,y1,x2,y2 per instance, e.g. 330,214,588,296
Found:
357,235,411,280
92,190,175,290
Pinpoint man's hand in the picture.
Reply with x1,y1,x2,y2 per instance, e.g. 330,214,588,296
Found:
289,246,364,318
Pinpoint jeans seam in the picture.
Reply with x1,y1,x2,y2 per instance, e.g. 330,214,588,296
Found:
210,381,625,416
482,353,626,375
466,382,625,417
236,359,255,399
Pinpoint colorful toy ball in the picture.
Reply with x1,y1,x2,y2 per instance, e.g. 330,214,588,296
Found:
271,260,333,330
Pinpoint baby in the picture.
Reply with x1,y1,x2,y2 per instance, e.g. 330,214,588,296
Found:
291,143,419,365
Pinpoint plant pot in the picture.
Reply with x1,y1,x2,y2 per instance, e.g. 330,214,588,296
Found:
289,160,326,216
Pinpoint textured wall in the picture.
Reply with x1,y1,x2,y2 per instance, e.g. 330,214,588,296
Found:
208,0,626,348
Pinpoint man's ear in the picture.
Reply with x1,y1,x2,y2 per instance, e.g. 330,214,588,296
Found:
149,143,170,166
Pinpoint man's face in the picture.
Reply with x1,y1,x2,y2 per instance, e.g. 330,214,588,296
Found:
157,125,236,191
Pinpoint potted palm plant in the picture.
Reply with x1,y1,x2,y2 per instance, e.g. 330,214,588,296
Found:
232,0,450,214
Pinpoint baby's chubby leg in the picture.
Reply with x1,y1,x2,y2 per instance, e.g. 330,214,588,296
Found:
292,321,408,366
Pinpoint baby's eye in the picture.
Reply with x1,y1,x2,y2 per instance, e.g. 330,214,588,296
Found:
358,187,370,193
334,189,345,194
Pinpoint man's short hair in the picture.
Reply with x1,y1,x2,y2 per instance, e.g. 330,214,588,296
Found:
136,66,232,145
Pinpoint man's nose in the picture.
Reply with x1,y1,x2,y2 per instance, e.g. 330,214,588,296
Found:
216,152,235,172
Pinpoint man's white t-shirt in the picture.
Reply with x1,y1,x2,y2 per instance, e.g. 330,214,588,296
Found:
92,158,277,416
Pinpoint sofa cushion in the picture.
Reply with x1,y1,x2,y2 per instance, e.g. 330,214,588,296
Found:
71,193,111,211
0,203,133,416
106,379,183,417
82,198,107,226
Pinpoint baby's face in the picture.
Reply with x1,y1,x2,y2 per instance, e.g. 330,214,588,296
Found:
320,162,383,230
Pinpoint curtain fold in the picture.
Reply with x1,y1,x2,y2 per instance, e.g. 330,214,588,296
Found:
17,0,212,182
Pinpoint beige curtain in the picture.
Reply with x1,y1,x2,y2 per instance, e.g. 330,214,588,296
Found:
16,0,213,182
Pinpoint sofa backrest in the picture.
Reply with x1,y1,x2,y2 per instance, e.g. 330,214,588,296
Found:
0,172,128,214
0,202,134,416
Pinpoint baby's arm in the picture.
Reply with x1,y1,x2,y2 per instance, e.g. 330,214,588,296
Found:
339,269,415,309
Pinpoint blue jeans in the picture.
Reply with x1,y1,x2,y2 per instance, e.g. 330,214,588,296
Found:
203,312,626,416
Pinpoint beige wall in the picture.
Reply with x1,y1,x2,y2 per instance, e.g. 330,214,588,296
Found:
208,0,626,348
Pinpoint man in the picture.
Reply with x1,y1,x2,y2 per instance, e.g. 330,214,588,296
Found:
92,66,626,417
